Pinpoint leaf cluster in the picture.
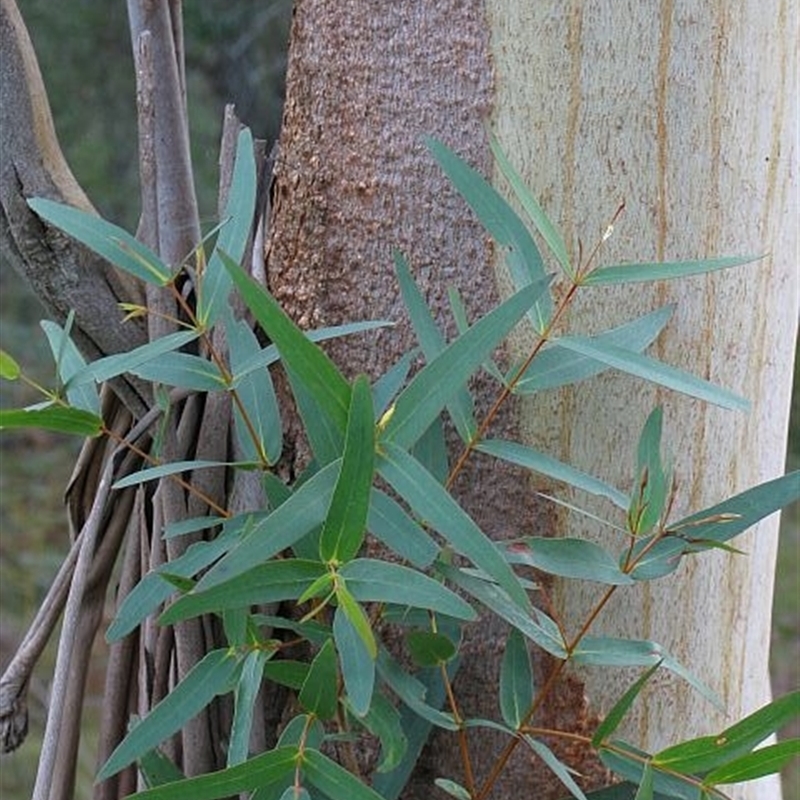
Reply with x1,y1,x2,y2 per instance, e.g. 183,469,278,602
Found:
2,131,797,800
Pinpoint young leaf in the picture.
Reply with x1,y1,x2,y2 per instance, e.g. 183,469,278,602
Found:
500,629,534,729
425,137,553,329
377,444,530,612
502,537,633,586
228,649,269,766
221,252,351,455
299,640,338,720
334,603,375,716
340,558,475,621
583,255,760,286
97,649,240,780
514,305,675,394
477,439,630,510
489,134,572,275
320,375,375,563
132,746,298,800
393,250,477,441
0,405,103,437
555,336,749,412
381,277,550,450
28,197,172,285
0,349,21,380
702,739,800,785
199,127,257,326
304,749,386,800
653,690,800,776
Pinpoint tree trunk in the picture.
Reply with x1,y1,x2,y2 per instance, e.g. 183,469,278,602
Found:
269,2,796,799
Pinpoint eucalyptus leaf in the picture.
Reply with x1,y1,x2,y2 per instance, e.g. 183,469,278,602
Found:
0,405,103,437
299,639,338,720
500,629,533,729
304,749,386,800
130,351,228,392
228,649,268,766
41,318,99,413
584,255,760,286
334,604,375,716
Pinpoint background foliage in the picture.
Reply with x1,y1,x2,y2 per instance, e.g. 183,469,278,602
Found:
0,3,797,798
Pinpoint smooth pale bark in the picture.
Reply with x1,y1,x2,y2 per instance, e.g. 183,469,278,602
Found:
487,3,797,798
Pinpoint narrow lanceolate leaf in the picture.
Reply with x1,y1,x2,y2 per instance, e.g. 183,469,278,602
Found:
523,736,588,800
489,134,572,275
478,439,629,510
320,375,375,562
593,665,662,747
41,319,99,413
199,127,257,326
130,352,227,392
228,650,269,766
159,559,327,625
574,637,719,708
196,460,341,591
0,405,103,437
500,629,534,728
377,444,530,612
438,563,566,658
97,649,240,780
299,640,338,720
514,305,674,394
653,690,800,776
226,310,282,464
334,603,375,716
502,537,633,586
393,250,476,441
138,748,185,788
356,693,408,773
583,255,760,286
304,749,386,800
425,137,553,329
703,739,800,786
28,197,171,285
132,747,298,800
337,583,378,660
555,336,749,411
69,330,200,387
0,349,21,380
340,558,475,621
112,459,233,490
222,252,351,450
381,277,551,450
629,407,669,535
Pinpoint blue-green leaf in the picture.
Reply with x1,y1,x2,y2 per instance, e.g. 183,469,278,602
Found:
340,559,475,621
514,305,674,394
378,444,530,612
584,255,760,286
355,693,408,773
334,604,375,716
628,407,669,535
304,749,385,800
0,405,103,437
478,439,629,510
367,489,439,569
555,336,749,412
406,631,457,668
592,663,663,746
394,250,476,441
523,735,588,800
199,128,257,326
28,197,171,285
425,137,553,329
130,352,227,392
112,459,233,490
40,318,99,413
381,277,550,450
227,649,269,766
500,629,533,729
97,649,240,780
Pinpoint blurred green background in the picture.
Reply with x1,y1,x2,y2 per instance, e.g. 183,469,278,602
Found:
0,2,797,798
